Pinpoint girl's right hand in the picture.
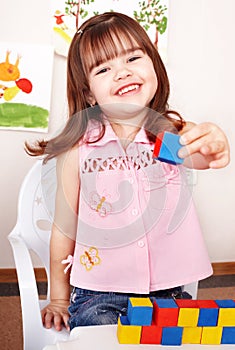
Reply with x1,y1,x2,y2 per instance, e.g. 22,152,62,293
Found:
41,299,70,331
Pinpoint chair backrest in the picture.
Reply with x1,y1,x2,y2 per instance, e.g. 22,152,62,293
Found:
16,158,57,293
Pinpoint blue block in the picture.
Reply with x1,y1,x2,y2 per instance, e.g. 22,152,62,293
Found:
120,315,130,325
154,298,178,309
161,327,183,346
127,300,153,326
215,300,235,308
221,327,235,344
154,132,183,165
198,308,219,326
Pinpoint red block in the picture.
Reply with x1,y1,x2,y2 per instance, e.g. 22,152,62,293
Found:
152,299,179,327
175,300,199,308
153,131,164,157
141,323,162,344
197,300,218,308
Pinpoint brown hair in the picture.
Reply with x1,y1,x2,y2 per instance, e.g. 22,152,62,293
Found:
25,12,185,162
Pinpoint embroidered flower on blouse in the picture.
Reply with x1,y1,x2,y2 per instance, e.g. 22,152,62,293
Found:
89,191,112,217
80,247,101,271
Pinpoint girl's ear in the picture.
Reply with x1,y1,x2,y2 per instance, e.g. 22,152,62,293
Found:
85,91,96,107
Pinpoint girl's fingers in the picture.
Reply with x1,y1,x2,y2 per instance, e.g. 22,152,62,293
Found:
180,122,230,169
209,151,230,169
178,137,207,158
63,313,70,331
54,313,63,331
179,136,226,159
180,122,214,145
41,304,70,331
200,141,225,155
44,312,54,329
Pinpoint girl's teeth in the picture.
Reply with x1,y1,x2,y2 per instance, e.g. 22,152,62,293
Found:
118,84,139,96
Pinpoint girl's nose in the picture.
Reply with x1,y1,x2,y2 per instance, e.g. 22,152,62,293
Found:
113,66,132,81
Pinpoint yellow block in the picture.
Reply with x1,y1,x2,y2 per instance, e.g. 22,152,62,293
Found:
217,308,235,326
201,326,223,345
178,308,199,327
117,317,142,344
129,297,153,307
182,327,202,344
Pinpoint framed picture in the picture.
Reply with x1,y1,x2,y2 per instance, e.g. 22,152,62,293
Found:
0,43,54,132
51,0,168,60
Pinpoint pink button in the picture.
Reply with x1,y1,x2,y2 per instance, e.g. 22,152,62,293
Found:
132,208,138,216
138,240,145,248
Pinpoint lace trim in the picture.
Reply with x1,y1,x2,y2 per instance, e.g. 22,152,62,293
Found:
81,151,156,173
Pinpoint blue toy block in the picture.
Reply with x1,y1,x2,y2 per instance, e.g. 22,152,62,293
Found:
197,300,219,327
221,327,235,344
153,131,183,165
127,298,153,326
161,326,183,345
215,300,235,308
215,299,235,327
120,315,129,325
154,298,179,309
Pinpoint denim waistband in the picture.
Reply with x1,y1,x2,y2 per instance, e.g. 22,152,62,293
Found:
72,286,186,299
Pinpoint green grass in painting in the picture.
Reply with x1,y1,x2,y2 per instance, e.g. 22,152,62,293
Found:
0,103,48,129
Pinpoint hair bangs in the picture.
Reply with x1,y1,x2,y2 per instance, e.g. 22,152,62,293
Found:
80,22,147,75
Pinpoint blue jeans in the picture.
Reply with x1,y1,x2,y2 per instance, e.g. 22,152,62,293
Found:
68,286,191,330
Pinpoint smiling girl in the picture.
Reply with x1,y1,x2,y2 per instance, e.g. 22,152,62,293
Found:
25,12,229,331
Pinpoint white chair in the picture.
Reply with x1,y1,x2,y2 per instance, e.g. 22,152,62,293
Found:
8,159,198,350
183,281,198,299
8,159,70,350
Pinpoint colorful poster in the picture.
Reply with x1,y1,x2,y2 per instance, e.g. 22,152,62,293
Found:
51,0,168,59
0,43,54,132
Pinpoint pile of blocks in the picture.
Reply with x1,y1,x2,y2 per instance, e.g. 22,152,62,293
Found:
117,298,235,345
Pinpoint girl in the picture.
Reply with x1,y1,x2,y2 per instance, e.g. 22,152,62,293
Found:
25,12,229,331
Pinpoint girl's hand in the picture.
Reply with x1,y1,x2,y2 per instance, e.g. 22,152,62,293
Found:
179,122,230,169
41,299,70,331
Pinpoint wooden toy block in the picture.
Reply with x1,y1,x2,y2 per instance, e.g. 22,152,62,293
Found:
197,300,219,326
161,326,183,346
215,299,235,308
127,297,153,326
117,316,142,344
182,326,202,344
140,323,162,344
153,131,183,165
152,298,179,327
218,308,235,326
221,327,235,344
215,299,235,326
201,326,223,345
176,300,199,327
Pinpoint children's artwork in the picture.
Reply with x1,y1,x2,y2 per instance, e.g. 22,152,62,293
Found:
0,43,54,132
51,0,168,60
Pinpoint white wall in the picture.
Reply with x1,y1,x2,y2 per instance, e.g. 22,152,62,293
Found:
0,0,234,267
0,0,67,267
167,0,235,262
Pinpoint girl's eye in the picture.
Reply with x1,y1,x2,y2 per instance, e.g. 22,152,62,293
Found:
96,67,109,75
128,56,141,63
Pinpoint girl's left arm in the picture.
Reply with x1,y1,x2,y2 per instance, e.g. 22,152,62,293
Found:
178,122,230,169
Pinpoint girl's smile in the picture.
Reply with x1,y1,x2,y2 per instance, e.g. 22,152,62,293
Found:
116,83,141,96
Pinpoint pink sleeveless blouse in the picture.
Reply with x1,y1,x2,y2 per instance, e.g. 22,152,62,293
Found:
69,120,212,293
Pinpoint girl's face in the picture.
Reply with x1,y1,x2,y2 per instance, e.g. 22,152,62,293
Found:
87,37,158,121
